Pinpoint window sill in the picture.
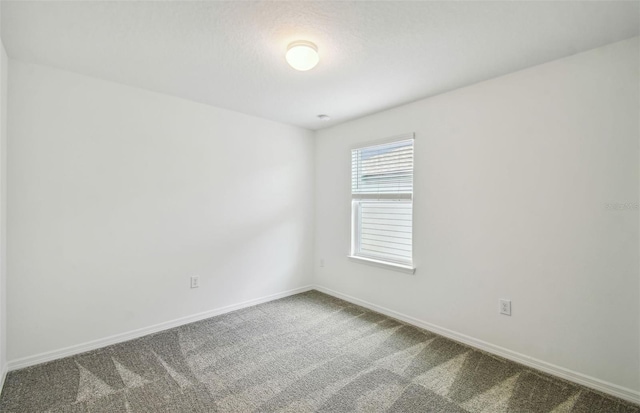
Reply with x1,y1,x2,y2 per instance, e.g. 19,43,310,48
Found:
348,255,416,274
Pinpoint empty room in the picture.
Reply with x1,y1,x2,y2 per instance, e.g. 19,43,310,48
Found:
0,1,637,412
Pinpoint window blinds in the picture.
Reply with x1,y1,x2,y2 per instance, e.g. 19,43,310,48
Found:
356,200,413,263
351,138,414,265
351,139,414,198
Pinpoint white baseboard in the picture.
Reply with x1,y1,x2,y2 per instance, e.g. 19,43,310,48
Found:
5,283,639,405
7,285,314,372
0,363,6,394
313,284,640,405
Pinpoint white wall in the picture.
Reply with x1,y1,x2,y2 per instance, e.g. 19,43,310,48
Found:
7,61,315,361
315,37,639,394
0,19,7,382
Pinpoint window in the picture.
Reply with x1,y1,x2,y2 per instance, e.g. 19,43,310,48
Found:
350,135,414,272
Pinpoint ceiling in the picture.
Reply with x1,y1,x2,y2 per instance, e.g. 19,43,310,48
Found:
2,1,639,130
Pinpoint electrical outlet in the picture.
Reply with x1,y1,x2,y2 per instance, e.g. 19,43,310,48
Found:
190,275,200,289
499,299,511,316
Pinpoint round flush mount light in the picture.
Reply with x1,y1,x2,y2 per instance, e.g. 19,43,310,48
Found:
286,41,319,71
317,114,331,121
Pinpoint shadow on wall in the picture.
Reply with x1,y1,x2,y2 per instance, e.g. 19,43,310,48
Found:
10,160,311,359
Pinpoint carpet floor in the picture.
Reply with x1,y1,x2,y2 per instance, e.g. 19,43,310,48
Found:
0,290,637,412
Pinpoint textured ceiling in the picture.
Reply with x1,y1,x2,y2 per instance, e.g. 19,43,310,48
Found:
2,1,639,130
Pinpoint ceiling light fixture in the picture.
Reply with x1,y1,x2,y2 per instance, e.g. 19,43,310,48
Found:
317,114,331,121
286,41,319,71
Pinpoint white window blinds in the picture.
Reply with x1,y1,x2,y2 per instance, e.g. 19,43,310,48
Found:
352,139,414,198
351,137,414,266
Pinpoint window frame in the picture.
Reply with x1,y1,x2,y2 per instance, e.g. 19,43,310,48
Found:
348,133,416,274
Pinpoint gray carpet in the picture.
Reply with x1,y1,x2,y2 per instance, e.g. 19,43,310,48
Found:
0,290,637,412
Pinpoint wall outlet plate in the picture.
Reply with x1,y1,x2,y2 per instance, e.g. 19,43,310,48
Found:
500,299,511,316
190,275,200,289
